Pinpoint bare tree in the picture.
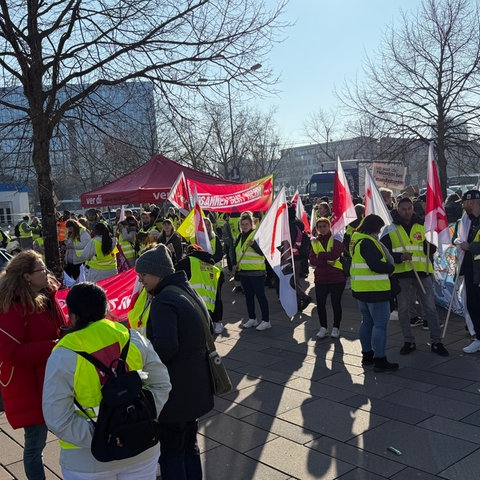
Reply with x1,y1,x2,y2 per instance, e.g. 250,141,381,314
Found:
0,0,287,273
339,0,480,195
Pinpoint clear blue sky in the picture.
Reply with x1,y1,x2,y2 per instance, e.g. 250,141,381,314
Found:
259,0,422,146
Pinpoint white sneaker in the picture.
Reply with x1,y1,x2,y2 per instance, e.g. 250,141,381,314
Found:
463,339,480,354
214,322,224,334
242,318,258,329
256,321,271,331
316,327,328,339
330,327,340,338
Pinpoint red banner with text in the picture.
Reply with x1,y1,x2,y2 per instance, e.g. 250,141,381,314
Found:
57,268,138,323
169,174,274,213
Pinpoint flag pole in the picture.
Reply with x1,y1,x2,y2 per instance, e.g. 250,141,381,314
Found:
393,227,427,295
441,255,463,339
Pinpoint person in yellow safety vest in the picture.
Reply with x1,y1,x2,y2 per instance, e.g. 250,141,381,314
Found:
381,197,449,358
203,217,224,265
80,222,118,283
233,211,271,331
350,214,398,373
32,234,45,261
176,244,225,334
64,219,91,281
165,206,181,229
17,215,34,250
42,282,171,480
309,217,347,340
0,227,10,248
117,216,139,267
30,217,42,241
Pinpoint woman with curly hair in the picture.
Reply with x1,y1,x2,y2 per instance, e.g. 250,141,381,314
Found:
81,222,118,282
0,250,68,479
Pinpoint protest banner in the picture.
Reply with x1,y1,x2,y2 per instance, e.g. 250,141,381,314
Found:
372,162,407,190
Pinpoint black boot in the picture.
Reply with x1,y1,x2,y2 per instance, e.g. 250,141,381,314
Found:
374,357,399,373
361,350,374,366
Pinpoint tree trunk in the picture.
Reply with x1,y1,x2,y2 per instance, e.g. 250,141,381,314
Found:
31,117,62,279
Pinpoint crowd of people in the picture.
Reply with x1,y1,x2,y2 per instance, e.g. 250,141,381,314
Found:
0,184,478,479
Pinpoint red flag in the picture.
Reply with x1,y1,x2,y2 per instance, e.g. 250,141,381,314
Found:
425,142,450,251
292,190,311,234
331,157,356,241
168,172,190,215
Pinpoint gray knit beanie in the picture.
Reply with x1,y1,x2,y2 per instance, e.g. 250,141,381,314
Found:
136,244,175,278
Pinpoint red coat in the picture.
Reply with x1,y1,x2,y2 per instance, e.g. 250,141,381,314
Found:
309,233,347,285
0,293,67,429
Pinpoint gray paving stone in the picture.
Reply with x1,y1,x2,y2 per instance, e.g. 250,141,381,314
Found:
279,397,388,442
0,467,14,480
212,396,259,419
201,444,290,480
429,355,480,381
199,414,278,453
394,366,473,389
197,432,221,453
227,348,283,366
306,435,404,477
246,437,355,480
284,377,356,402
223,382,314,416
461,409,480,426
350,419,478,474
337,468,389,479
341,394,433,425
439,447,480,479
224,369,262,391
234,364,300,385
417,415,480,444
381,387,479,420
429,385,480,405
390,466,442,479
242,411,320,445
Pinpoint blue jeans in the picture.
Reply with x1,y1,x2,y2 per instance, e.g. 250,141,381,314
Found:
239,274,269,322
159,420,202,480
357,300,390,358
24,424,48,480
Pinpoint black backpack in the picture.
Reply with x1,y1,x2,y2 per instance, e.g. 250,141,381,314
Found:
14,222,20,238
74,335,160,462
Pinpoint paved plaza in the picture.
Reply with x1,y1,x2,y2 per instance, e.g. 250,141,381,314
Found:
1,271,480,479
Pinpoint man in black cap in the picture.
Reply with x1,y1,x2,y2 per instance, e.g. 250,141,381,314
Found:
457,190,480,353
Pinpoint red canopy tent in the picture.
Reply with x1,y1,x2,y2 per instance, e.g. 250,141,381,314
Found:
80,155,233,207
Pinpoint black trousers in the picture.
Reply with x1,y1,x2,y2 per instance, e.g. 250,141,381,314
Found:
314,282,346,328
158,420,202,480
464,260,480,336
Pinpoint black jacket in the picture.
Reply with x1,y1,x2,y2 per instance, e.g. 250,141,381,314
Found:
146,270,214,423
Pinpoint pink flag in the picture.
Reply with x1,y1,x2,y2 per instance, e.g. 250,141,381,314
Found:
331,157,356,241
292,190,311,234
364,168,396,238
253,187,297,317
425,142,450,252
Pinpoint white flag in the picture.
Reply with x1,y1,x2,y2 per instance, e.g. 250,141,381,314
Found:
364,168,395,238
253,187,298,317
192,187,212,254
292,190,311,234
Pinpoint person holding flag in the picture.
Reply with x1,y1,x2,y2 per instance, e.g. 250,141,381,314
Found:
233,211,271,331
457,190,480,354
381,197,449,357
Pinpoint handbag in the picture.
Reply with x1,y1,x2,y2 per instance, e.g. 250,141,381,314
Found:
164,286,233,396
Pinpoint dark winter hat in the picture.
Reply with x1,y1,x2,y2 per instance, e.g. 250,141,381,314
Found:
136,244,175,278
461,190,480,201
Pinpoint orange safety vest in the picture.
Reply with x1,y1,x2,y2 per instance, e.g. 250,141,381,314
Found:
57,221,67,242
